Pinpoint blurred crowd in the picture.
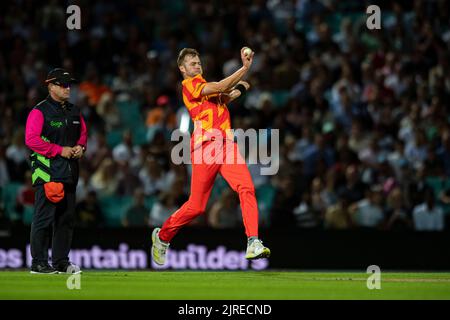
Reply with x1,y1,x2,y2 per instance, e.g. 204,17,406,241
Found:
1,0,450,231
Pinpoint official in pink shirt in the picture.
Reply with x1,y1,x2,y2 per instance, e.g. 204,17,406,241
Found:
25,68,87,274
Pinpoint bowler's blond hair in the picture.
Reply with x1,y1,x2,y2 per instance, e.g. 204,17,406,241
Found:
177,48,200,66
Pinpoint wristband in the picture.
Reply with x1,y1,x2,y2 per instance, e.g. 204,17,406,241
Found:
235,84,247,96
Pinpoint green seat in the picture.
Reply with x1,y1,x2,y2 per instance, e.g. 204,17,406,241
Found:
256,184,276,226
117,101,142,127
425,177,450,214
145,196,156,212
210,177,228,203
163,0,185,15
271,90,290,108
99,195,133,227
326,12,343,35
132,124,148,146
106,129,124,148
23,205,34,225
425,177,450,196
1,182,22,221
114,100,148,146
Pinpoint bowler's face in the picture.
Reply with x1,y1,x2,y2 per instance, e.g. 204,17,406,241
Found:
180,55,203,78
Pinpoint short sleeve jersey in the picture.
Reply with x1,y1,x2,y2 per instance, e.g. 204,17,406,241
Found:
181,74,233,148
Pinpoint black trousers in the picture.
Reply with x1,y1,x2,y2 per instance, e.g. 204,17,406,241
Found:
30,183,76,268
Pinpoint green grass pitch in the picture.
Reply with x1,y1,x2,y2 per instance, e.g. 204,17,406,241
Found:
1,271,450,299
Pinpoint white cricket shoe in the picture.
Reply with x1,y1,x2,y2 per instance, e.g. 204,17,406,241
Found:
245,239,271,260
151,228,170,265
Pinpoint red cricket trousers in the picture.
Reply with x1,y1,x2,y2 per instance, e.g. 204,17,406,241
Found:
158,139,259,242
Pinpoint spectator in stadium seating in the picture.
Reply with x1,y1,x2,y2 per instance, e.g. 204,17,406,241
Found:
138,156,166,196
336,164,366,205
324,189,353,230
0,143,11,188
75,168,90,203
309,177,329,220
0,203,10,230
75,190,104,228
293,191,321,228
423,145,444,177
348,120,371,154
96,92,121,132
398,103,420,145
122,188,148,227
163,160,189,194
405,128,428,170
147,130,170,162
334,133,359,169
111,64,132,100
358,137,383,169
116,161,141,196
403,165,428,210
333,18,355,53
288,125,314,162
374,160,398,194
6,128,29,182
387,140,408,181
208,189,241,229
90,157,119,196
270,176,299,228
85,131,111,172
412,188,445,231
302,133,335,179
149,179,187,227
145,95,177,133
330,86,357,133
15,170,35,222
385,187,412,231
350,185,386,229
112,130,141,166
436,129,450,177
78,67,111,107
39,0,65,29
322,169,338,206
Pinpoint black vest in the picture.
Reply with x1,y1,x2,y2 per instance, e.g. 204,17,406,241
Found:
30,96,82,186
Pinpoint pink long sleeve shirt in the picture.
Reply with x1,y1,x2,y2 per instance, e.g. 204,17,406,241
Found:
25,108,87,158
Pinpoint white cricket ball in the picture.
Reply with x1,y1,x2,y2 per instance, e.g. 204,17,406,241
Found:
243,47,252,57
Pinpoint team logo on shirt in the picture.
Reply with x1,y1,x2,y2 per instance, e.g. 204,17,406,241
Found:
50,121,63,128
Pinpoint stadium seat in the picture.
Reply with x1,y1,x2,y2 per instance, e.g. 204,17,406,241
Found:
132,124,148,146
1,182,22,221
99,195,133,227
22,205,34,225
114,100,148,146
271,90,290,108
210,177,228,203
256,184,276,226
326,13,343,35
117,100,142,127
425,177,450,214
106,129,124,148
145,195,156,212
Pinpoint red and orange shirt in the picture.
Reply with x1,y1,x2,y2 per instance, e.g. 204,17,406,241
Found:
181,74,233,148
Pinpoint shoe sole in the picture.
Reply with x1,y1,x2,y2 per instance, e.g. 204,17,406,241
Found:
30,271,58,274
151,228,164,266
245,248,271,260
57,271,83,275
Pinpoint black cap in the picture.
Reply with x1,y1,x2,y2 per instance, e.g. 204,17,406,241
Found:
45,68,77,86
